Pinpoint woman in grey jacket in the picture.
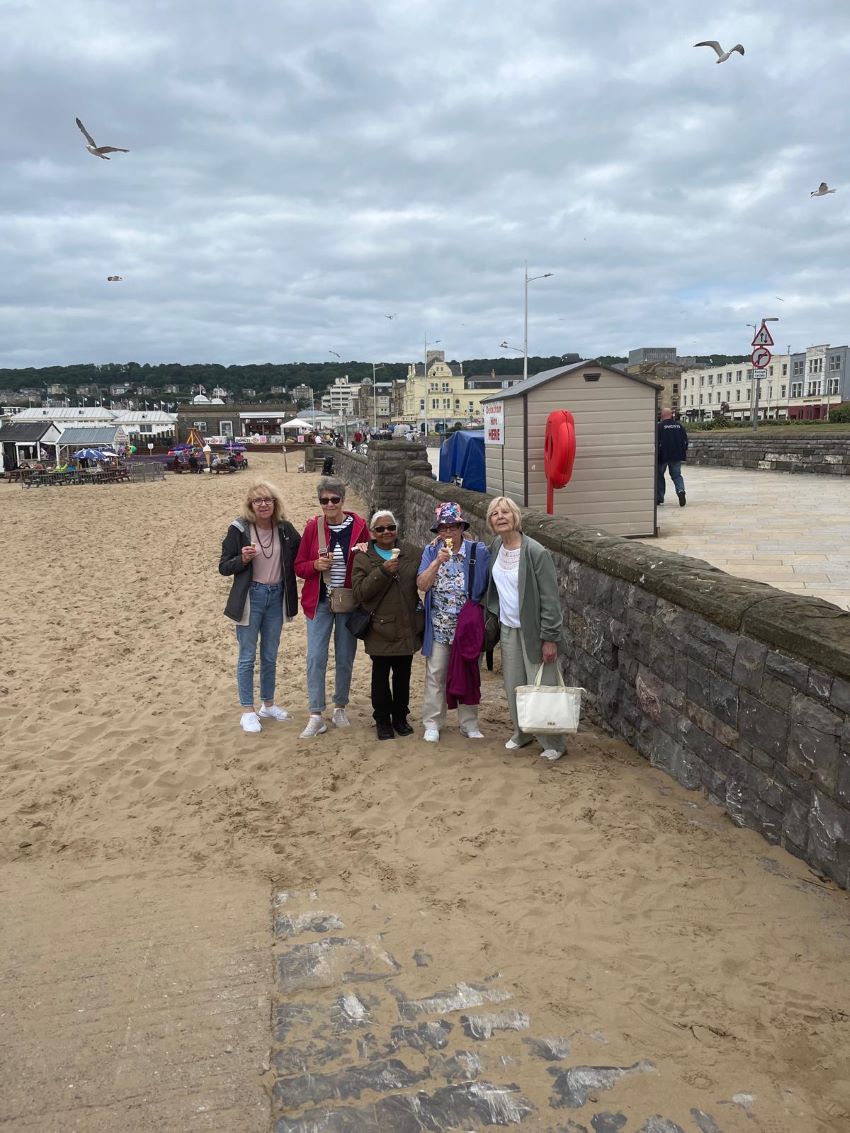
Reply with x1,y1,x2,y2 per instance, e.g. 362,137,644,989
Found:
219,480,301,734
484,495,568,761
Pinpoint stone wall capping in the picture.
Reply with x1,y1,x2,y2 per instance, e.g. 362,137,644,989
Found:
741,595,850,681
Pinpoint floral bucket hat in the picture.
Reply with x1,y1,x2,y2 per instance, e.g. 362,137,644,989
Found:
430,501,471,533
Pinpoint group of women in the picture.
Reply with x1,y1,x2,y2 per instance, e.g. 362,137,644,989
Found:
218,476,569,759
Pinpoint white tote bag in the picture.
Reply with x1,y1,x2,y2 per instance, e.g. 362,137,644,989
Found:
516,664,584,734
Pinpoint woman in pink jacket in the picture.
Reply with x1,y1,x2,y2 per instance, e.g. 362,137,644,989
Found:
294,477,369,738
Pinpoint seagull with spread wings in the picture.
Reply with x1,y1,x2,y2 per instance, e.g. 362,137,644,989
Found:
694,40,745,63
811,182,836,197
75,117,129,160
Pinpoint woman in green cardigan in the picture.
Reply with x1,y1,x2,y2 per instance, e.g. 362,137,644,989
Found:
485,495,568,761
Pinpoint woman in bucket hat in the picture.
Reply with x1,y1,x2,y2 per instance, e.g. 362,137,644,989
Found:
416,502,490,743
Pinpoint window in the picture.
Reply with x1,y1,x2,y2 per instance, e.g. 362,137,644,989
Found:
781,385,786,398
707,391,713,404
221,420,233,437
708,375,713,386
782,364,788,376
829,354,842,370
768,366,774,376
827,377,840,395
699,394,703,405
793,360,804,376
735,389,741,402
139,423,153,434
431,398,439,409
443,398,451,409
699,375,704,387
454,399,461,408
807,380,821,396
746,369,753,378
419,399,425,410
790,381,803,398
736,370,742,380
193,420,208,430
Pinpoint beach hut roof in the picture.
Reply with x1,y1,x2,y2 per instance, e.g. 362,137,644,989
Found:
0,421,56,442
480,359,662,402
55,426,122,446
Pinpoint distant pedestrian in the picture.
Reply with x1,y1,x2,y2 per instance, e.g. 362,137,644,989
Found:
657,408,688,507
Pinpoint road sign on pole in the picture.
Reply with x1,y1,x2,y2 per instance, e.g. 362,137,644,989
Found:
751,322,775,347
751,346,772,369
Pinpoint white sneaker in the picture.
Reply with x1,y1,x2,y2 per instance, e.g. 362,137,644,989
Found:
461,728,484,739
240,711,262,734
540,748,564,761
332,707,350,728
299,715,327,738
423,728,440,743
259,704,290,721
505,738,524,750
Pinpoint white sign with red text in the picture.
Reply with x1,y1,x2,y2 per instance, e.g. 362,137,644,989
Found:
485,401,505,445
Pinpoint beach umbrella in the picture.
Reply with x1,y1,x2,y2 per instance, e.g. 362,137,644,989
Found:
73,448,107,459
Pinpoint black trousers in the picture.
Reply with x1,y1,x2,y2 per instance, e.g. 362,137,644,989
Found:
370,655,413,723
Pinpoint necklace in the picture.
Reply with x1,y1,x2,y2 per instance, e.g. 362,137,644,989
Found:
254,524,275,559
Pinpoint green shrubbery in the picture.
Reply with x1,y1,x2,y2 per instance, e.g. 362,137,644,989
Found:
828,403,850,423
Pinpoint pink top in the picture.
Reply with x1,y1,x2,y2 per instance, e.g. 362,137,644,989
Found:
250,524,282,584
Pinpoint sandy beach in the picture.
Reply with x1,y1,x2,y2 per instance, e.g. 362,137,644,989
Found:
1,453,850,1132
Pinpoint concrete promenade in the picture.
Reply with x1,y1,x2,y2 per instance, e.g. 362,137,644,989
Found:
645,465,850,612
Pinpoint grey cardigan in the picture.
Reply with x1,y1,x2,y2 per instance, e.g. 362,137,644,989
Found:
485,534,566,662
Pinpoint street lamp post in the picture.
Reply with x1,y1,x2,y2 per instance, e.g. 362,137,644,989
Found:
423,336,441,438
371,362,385,433
523,262,553,383
746,318,779,431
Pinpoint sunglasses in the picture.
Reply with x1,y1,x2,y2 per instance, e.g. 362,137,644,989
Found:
251,497,273,506
372,524,397,533
319,496,342,505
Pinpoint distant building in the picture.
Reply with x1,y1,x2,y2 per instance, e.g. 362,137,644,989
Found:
321,376,360,416
627,347,677,370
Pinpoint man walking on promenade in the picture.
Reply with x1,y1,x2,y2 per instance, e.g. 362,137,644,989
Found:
657,407,688,507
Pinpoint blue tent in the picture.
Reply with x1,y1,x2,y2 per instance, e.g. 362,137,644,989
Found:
438,430,486,492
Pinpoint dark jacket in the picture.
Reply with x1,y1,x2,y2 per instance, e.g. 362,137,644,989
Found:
657,419,689,464
219,518,301,621
351,540,423,656
446,601,484,707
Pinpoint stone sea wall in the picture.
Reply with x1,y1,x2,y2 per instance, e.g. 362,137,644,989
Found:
319,443,850,888
688,435,850,475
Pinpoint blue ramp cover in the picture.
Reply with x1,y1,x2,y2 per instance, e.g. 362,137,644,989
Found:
438,430,486,492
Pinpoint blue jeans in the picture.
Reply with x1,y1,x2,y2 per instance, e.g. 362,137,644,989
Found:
235,582,283,707
657,461,685,501
306,597,358,713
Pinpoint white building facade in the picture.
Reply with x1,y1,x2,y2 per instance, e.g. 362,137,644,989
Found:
680,344,850,422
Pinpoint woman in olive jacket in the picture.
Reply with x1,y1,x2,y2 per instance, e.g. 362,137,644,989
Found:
351,509,423,741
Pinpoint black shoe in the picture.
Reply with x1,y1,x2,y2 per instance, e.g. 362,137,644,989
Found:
376,719,395,741
393,718,414,736
656,498,664,505
677,490,686,507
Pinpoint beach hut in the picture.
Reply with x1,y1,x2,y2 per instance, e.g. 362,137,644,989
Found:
0,420,61,472
54,425,128,465
481,360,661,537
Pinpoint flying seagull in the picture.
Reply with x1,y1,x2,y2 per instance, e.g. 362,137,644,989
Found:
811,182,836,196
75,117,129,159
106,276,123,282
694,41,745,63
384,313,396,320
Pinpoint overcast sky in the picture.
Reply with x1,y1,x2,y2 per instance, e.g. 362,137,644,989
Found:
2,0,849,368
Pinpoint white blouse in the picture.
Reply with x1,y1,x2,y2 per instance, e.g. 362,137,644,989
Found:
492,545,521,628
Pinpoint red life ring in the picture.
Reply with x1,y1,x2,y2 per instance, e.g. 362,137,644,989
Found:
544,410,576,488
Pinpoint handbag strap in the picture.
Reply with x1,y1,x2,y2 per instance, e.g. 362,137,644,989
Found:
466,540,477,600
317,519,328,557
534,662,565,688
